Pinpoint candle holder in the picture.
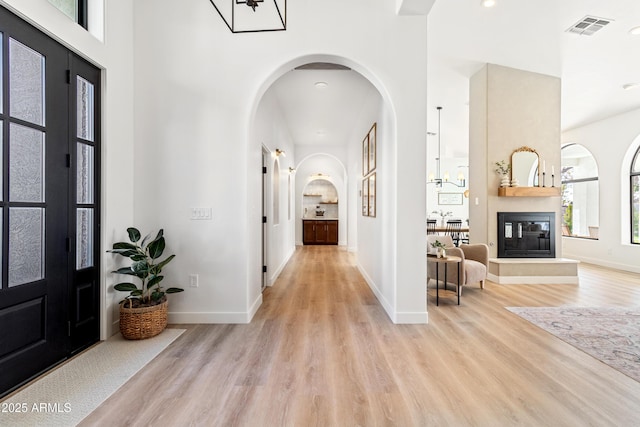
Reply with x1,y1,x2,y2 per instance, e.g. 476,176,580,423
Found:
542,172,546,187
551,174,555,187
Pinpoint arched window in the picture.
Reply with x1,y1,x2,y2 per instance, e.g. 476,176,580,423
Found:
631,147,640,244
561,144,599,239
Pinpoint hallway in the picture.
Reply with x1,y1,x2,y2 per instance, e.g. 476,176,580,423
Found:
81,246,640,426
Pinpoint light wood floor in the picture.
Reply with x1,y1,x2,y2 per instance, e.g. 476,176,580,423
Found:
81,246,640,426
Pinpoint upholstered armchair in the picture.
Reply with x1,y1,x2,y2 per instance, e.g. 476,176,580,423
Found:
427,235,489,293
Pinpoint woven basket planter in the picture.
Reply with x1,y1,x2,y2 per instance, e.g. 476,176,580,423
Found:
119,299,168,340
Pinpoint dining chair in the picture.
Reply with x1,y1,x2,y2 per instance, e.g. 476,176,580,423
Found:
445,219,463,246
427,219,437,235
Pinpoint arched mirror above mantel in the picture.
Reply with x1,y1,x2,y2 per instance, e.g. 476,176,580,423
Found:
511,146,539,187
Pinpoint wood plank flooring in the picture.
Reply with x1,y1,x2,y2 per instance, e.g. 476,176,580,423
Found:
80,246,640,426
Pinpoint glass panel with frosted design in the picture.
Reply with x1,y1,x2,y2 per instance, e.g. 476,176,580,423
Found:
76,208,93,269
77,76,94,141
9,208,44,287
48,0,77,21
77,143,94,203
9,38,45,126
0,121,3,200
0,33,3,114
10,123,45,202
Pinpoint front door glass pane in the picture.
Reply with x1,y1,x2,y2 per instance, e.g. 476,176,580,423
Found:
77,143,93,204
9,208,44,287
76,208,93,269
9,123,45,202
76,76,94,141
9,38,44,126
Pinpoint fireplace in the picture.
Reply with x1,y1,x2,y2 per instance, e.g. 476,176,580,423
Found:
497,212,555,258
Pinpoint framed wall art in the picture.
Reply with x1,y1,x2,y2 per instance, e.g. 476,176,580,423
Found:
368,172,376,217
362,177,369,216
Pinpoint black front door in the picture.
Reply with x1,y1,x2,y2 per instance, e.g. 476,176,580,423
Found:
0,6,100,397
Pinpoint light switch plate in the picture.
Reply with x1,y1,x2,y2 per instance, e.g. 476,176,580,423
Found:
190,207,212,220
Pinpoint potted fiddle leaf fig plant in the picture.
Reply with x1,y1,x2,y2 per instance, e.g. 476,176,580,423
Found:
108,227,183,339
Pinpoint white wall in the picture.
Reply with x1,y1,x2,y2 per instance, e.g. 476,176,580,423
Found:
562,108,640,273
0,0,136,338
253,90,296,289
133,0,428,324
470,64,562,256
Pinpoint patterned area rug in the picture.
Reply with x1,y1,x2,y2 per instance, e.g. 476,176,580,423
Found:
507,306,640,383
0,328,184,426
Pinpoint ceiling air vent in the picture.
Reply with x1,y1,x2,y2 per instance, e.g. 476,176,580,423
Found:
566,16,613,36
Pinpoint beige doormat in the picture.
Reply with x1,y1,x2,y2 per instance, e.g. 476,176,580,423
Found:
507,306,640,383
0,328,184,427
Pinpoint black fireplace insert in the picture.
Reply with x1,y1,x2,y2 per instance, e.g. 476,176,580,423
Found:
498,212,555,258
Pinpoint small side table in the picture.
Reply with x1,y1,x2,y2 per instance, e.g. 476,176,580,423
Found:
428,255,462,305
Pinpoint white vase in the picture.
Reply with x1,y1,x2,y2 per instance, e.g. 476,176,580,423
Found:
500,175,510,187
436,247,445,258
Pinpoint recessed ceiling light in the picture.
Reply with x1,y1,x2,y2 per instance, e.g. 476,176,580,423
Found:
481,0,496,7
314,81,328,88
630,26,640,35
623,83,640,90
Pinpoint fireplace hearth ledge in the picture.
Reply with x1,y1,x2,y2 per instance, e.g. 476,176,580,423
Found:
488,258,579,285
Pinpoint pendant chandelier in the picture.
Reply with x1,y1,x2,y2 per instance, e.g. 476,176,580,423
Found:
209,0,287,33
428,106,466,188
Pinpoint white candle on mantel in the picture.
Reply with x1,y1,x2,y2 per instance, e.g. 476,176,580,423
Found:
552,165,555,175
543,160,546,173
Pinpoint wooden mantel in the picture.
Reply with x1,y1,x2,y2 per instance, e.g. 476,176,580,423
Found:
498,187,561,197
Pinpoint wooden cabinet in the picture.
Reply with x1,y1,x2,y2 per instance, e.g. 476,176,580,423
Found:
303,220,338,245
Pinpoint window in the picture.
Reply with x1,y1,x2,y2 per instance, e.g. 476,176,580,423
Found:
631,147,640,244
561,144,599,239
48,0,87,29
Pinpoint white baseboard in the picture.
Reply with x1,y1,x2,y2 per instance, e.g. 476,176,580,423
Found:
488,273,579,285
563,254,640,274
169,311,254,324
268,246,295,286
356,263,428,324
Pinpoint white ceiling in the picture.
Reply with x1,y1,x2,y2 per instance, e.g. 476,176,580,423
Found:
271,68,378,147
270,0,640,159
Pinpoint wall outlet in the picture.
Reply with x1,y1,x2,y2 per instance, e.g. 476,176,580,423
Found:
189,274,199,288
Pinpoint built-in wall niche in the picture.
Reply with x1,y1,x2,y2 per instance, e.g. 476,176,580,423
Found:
302,178,338,218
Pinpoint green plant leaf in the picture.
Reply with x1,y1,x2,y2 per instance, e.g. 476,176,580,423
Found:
114,282,139,292
148,236,166,259
112,242,138,250
147,275,164,288
155,254,175,271
113,267,136,276
130,289,143,296
127,227,141,243
132,260,150,278
165,287,184,293
151,291,164,301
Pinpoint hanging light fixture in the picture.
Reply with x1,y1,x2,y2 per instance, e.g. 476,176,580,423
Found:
209,0,287,33
428,106,466,188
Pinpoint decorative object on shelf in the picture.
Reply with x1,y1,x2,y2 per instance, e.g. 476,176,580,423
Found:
315,205,325,217
428,107,466,188
511,146,539,187
208,0,287,33
430,239,447,258
511,178,519,187
494,159,511,187
432,209,453,226
108,228,184,340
